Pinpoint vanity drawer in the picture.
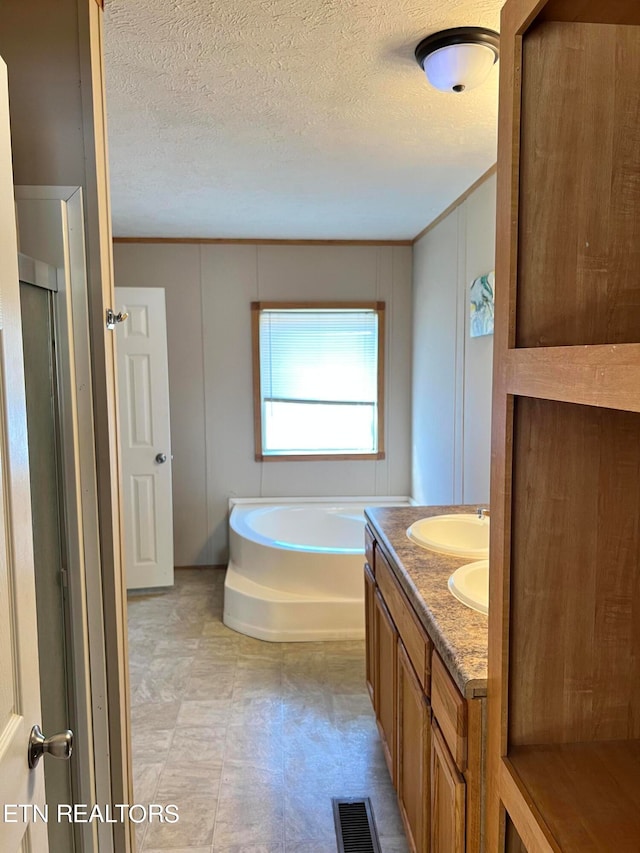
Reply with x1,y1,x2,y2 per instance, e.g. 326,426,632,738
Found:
431,652,467,771
365,524,375,575
375,546,431,694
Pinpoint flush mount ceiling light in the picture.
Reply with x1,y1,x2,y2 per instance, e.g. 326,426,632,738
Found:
415,27,500,94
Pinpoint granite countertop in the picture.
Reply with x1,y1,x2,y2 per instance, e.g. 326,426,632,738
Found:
364,505,488,699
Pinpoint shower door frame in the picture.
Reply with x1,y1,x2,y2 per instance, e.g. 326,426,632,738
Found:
16,185,113,853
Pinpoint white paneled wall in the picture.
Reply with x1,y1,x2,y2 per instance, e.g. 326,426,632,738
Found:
462,179,497,503
412,174,496,506
411,212,462,505
114,243,412,565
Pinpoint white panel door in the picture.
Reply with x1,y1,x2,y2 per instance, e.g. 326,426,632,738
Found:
116,287,174,589
0,57,48,852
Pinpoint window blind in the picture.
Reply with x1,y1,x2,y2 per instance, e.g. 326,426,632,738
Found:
258,308,379,455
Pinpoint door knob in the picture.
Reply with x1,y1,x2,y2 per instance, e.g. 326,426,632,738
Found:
155,453,167,464
28,725,73,769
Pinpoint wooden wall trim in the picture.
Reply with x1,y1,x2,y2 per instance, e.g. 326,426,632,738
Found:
412,164,498,244
112,236,413,247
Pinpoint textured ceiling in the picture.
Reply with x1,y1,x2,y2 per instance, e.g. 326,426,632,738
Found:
103,0,502,240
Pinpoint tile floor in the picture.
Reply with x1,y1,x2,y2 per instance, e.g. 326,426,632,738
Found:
128,567,410,853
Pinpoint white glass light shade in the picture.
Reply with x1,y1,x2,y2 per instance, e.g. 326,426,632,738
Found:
423,43,497,93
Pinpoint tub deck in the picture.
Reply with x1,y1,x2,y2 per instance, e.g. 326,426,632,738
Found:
223,560,365,642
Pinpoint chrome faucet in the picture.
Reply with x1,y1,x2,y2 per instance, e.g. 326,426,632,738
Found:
476,507,490,520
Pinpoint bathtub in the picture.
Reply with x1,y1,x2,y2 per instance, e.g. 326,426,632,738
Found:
223,498,411,642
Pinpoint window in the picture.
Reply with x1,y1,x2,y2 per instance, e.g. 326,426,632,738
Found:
252,301,385,460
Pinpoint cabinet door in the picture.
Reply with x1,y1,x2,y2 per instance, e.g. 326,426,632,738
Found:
364,563,376,703
374,588,397,782
398,640,430,853
431,721,465,853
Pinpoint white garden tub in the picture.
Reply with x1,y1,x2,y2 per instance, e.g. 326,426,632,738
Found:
223,498,411,641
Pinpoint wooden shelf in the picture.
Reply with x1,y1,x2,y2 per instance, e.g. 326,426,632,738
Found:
502,741,640,852
488,0,640,849
503,345,640,412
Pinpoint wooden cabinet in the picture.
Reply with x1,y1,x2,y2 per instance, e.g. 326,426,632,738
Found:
431,654,467,771
398,640,431,853
431,721,465,853
376,547,429,691
365,524,375,575
365,524,485,853
364,562,376,703
488,1,640,850
374,588,396,782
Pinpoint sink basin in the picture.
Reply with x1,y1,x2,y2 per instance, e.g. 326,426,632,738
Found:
448,560,489,615
406,514,489,559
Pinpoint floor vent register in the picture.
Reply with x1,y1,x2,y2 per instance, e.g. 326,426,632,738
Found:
332,797,382,853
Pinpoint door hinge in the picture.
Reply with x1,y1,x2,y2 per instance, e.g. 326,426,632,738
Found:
60,567,68,589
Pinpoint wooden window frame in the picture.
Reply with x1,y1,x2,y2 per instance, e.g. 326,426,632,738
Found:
251,300,386,462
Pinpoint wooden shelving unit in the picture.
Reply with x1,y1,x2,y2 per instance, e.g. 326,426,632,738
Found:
503,742,640,851
487,0,640,850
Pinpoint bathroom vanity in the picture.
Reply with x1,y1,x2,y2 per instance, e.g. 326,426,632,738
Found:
364,505,488,853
